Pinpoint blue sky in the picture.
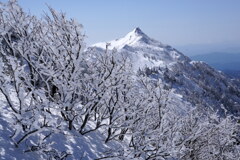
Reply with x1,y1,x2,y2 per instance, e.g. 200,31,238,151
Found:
2,0,240,55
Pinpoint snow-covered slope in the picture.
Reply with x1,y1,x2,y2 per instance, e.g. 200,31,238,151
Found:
90,28,240,115
92,28,189,71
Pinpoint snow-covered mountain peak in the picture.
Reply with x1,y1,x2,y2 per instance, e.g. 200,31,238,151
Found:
127,27,148,39
93,27,155,50
90,28,190,71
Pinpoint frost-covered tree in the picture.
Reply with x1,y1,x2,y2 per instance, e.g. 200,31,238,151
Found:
174,107,240,160
113,73,240,160
0,0,85,157
0,0,134,158
126,77,171,159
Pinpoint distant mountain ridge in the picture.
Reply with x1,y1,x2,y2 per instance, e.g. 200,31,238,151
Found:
191,52,240,66
191,52,240,78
